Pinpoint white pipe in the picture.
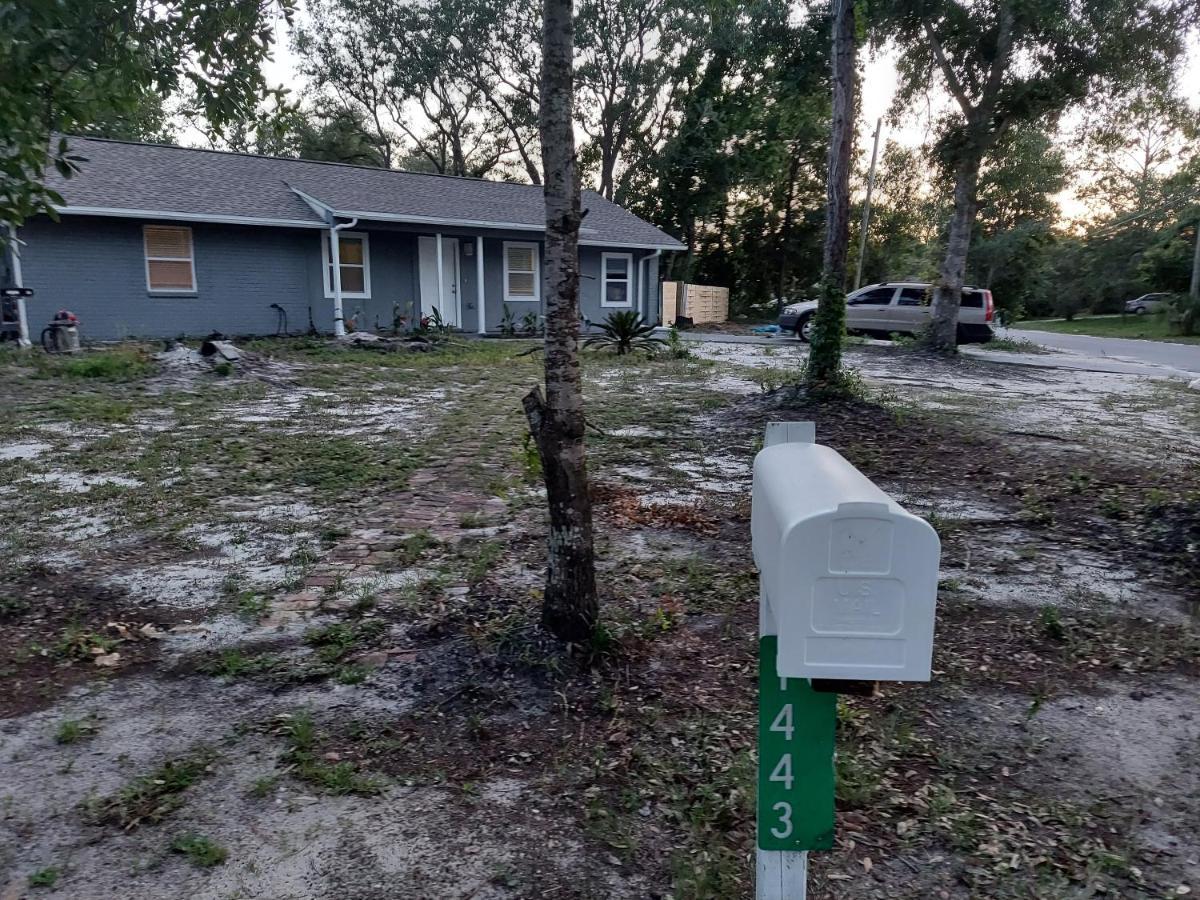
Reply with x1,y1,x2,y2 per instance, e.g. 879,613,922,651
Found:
329,217,358,337
435,233,444,326
5,225,31,348
652,250,662,324
476,235,486,334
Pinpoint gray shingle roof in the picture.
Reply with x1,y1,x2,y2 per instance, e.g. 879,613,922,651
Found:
44,136,685,249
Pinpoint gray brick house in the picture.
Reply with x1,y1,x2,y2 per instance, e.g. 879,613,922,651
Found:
6,137,683,341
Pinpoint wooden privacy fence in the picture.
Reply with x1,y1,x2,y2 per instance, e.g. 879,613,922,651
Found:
663,282,729,325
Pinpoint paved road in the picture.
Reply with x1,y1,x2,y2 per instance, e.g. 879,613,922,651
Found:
1006,328,1200,376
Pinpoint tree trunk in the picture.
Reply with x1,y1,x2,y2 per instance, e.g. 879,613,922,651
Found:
924,152,981,353
524,0,599,643
806,0,855,384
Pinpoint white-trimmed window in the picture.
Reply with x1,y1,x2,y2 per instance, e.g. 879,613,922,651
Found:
503,241,539,302
601,252,633,307
144,226,196,293
322,231,371,298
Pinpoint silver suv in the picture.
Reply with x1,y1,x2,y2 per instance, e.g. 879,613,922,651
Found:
779,282,996,344
1125,293,1169,315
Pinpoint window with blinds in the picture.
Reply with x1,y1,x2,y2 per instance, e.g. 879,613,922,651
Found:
322,232,371,298
143,226,196,292
503,242,539,302
601,252,633,307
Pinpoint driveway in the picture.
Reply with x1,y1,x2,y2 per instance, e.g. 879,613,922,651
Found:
668,328,1200,380
1000,327,1200,377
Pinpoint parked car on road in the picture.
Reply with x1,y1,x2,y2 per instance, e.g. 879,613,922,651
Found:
779,282,995,343
1124,293,1169,315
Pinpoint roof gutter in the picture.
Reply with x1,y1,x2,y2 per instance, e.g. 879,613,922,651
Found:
52,206,326,229
52,200,687,251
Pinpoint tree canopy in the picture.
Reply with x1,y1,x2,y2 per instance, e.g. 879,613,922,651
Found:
0,0,294,233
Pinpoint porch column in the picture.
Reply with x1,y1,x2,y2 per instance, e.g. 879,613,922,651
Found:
476,236,486,333
5,225,31,348
435,233,444,325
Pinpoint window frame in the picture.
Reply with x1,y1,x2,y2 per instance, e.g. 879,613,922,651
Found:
897,287,928,307
503,241,540,303
600,252,634,308
848,286,897,306
321,230,372,299
143,225,197,294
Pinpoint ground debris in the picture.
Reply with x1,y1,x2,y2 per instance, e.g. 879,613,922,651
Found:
592,481,720,535
335,331,437,352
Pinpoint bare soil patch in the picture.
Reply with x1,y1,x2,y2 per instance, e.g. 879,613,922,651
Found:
0,338,1196,899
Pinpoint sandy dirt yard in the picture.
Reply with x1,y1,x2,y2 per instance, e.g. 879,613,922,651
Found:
0,337,1196,900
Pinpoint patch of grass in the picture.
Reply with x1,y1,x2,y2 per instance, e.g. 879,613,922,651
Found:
925,512,961,540
28,867,59,888
465,539,504,583
50,349,153,381
200,649,284,679
396,529,437,566
319,525,350,545
976,336,1046,353
750,367,794,393
519,433,542,482
55,717,99,744
1039,605,1067,641
279,711,383,796
83,748,216,829
53,626,117,660
303,619,388,665
41,395,136,424
170,833,228,867
249,775,280,798
1013,314,1200,344
232,591,269,621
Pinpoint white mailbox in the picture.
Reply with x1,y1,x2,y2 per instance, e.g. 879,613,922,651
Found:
752,423,940,682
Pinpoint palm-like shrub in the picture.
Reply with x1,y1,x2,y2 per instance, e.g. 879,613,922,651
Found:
583,311,666,356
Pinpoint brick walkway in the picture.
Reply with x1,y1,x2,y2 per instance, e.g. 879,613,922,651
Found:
268,467,510,623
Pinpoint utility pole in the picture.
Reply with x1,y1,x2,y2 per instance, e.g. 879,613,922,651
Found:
1191,214,1199,301
853,119,882,292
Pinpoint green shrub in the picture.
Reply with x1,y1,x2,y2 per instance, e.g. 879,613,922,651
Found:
584,311,665,355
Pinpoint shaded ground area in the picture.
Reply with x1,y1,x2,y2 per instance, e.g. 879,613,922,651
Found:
0,337,1196,899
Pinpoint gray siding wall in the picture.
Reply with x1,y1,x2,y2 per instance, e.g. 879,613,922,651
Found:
473,239,662,332
15,215,661,340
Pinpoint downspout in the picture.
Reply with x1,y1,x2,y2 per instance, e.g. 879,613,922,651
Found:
329,217,358,337
476,235,486,334
4,225,31,348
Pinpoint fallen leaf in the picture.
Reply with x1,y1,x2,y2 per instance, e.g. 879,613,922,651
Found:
94,652,121,667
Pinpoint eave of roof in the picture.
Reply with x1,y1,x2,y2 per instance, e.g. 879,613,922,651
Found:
52,202,688,250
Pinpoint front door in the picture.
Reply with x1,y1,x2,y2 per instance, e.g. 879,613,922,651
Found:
418,236,460,327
